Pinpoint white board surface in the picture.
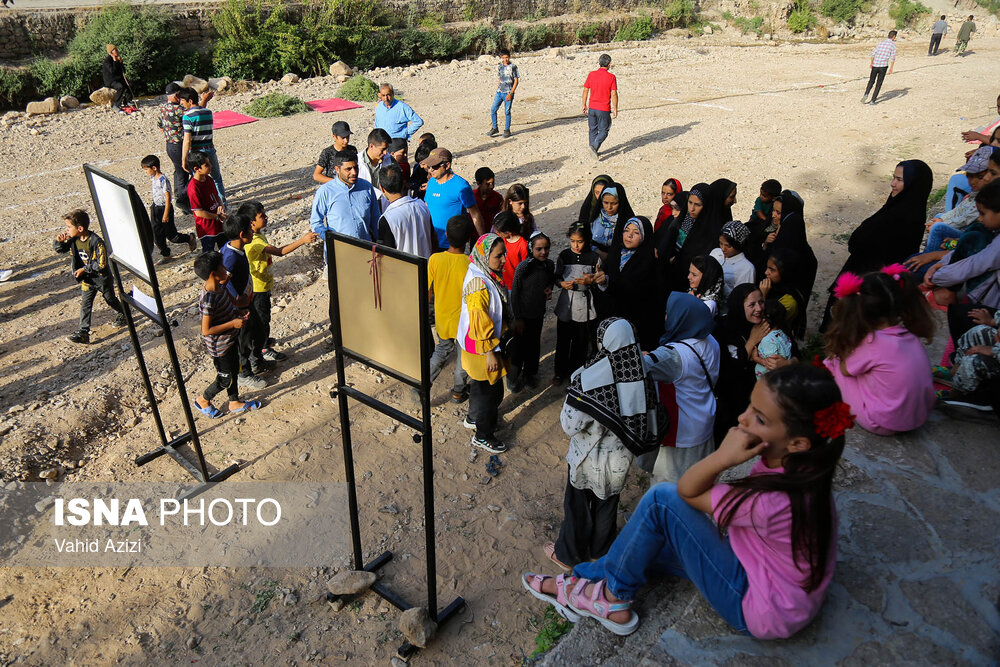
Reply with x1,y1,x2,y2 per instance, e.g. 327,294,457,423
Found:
86,168,150,283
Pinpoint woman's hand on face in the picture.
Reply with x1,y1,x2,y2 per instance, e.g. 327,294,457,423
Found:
486,350,500,373
717,427,767,468
759,278,771,297
969,308,994,326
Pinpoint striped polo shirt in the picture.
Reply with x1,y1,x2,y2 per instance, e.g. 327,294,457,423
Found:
182,106,214,151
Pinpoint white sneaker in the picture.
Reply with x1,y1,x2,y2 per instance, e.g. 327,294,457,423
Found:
0,269,11,282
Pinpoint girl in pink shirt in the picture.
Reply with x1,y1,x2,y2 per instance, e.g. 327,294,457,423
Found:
823,266,936,434
522,364,848,638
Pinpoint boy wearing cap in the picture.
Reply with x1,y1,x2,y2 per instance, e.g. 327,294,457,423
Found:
314,121,353,184
921,147,1000,253
422,148,487,245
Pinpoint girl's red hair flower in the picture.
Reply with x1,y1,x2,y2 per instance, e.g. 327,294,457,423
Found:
833,272,863,299
814,401,855,440
881,263,908,283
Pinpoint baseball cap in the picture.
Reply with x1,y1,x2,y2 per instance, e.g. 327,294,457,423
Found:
960,146,995,174
331,121,352,138
420,148,453,168
165,82,181,95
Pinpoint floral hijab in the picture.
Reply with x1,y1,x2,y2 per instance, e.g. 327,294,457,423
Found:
470,233,510,307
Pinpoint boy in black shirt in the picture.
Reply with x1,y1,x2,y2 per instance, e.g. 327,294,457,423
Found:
53,209,126,344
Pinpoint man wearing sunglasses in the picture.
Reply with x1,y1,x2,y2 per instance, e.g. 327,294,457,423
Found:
421,148,487,248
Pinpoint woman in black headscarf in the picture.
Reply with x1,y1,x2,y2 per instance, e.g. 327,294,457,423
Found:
765,190,818,301
818,159,933,330
601,216,663,350
658,183,715,292
707,178,738,228
579,174,615,225
712,283,767,443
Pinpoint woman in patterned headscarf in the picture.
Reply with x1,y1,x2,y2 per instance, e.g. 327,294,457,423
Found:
710,220,758,305
457,233,512,454
544,317,668,569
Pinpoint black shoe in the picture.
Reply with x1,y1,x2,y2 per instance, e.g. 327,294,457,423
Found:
451,388,469,403
503,130,512,138
942,392,994,412
113,313,127,327
67,330,90,344
486,127,499,137
251,359,276,375
523,374,539,389
471,435,508,453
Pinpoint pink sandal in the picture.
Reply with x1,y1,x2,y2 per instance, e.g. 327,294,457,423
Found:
521,573,581,622
543,541,571,571
566,577,639,636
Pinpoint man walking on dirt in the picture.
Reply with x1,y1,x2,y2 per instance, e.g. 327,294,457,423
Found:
862,30,896,105
955,15,976,55
928,15,948,56
582,54,618,160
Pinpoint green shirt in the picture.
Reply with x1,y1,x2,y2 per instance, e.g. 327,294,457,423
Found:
957,20,976,41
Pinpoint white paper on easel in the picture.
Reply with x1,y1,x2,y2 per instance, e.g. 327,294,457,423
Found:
132,285,158,313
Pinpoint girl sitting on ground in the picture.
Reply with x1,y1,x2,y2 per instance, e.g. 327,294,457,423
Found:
753,299,794,379
494,211,528,290
544,317,668,570
824,267,936,435
687,254,725,315
711,220,757,303
523,363,849,639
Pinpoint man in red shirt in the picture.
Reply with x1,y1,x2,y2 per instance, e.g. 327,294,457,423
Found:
582,54,618,160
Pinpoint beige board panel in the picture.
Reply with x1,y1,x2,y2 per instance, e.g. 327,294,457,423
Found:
334,240,422,381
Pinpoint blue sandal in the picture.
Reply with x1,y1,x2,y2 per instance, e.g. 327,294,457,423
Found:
195,401,222,419
231,399,262,414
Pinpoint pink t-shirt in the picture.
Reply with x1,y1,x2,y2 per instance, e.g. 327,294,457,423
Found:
711,459,837,639
823,325,934,435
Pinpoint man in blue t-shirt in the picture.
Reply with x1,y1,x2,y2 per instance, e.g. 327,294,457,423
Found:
421,148,486,247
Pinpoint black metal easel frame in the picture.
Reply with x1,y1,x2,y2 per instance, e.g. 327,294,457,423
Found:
324,232,464,661
83,164,238,486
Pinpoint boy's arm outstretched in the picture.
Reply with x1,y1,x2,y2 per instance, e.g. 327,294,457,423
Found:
263,231,318,257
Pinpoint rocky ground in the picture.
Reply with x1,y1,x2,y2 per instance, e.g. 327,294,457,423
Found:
0,31,999,666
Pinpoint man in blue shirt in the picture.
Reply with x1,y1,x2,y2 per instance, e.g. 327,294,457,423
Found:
421,148,486,247
310,150,380,248
374,84,424,141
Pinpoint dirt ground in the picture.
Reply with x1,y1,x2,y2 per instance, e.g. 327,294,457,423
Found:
1,31,999,666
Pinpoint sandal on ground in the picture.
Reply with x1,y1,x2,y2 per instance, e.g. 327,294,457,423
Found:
543,541,571,572
195,400,222,419
521,573,581,623
231,399,262,414
566,577,639,636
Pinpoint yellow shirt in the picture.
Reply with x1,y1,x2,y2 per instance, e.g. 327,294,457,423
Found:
460,277,508,384
427,251,469,339
246,232,273,293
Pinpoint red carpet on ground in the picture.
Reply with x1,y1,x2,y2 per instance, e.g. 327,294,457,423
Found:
306,98,364,113
213,110,259,130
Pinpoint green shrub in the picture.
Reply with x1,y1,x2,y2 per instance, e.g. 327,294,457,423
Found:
788,0,817,32
338,74,379,102
32,2,192,99
0,67,35,108
458,25,504,54
575,22,601,43
520,24,555,50
614,14,654,41
889,0,930,27
728,14,764,34
819,0,867,23
244,92,310,117
463,0,481,21
664,0,697,27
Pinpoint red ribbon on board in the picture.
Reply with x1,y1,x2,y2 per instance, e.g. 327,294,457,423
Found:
368,245,382,311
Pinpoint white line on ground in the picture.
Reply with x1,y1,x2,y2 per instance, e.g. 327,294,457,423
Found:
689,102,734,111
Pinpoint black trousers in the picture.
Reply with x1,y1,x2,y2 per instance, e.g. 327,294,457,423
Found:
864,66,888,102
149,204,190,257
165,141,190,211
510,316,543,381
205,345,240,402
928,33,943,55
554,319,593,378
109,81,131,108
79,280,122,332
469,377,503,440
238,296,266,372
554,471,620,567
251,291,271,355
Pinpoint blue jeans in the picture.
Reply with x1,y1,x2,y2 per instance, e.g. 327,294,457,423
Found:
574,482,750,634
588,109,612,152
945,173,970,212
200,146,227,205
490,91,513,131
925,222,962,252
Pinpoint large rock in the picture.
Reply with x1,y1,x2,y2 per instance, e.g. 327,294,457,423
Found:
59,95,79,109
335,74,350,83
399,607,437,647
181,74,210,94
26,97,59,115
89,88,115,106
329,60,353,77
208,76,232,93
327,570,376,595
280,73,299,84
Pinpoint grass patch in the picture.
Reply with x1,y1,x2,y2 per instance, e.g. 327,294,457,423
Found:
530,606,573,657
252,579,280,614
244,92,310,117
338,74,379,102
575,22,601,43
614,14,654,41
723,11,764,34
889,0,930,28
664,0,697,27
788,0,817,32
928,186,947,207
819,0,868,23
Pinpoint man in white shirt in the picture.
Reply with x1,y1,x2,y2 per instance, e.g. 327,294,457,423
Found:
356,128,394,192
377,164,437,258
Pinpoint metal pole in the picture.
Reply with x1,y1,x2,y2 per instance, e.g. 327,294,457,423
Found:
416,257,438,618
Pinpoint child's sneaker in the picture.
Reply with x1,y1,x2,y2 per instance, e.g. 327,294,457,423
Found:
156,255,173,265
941,392,994,412
238,373,267,390
113,313,128,327
262,348,287,362
471,435,508,453
251,359,276,375
462,416,476,430
66,330,90,344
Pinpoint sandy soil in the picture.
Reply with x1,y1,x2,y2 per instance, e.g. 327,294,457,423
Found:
1,32,999,666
